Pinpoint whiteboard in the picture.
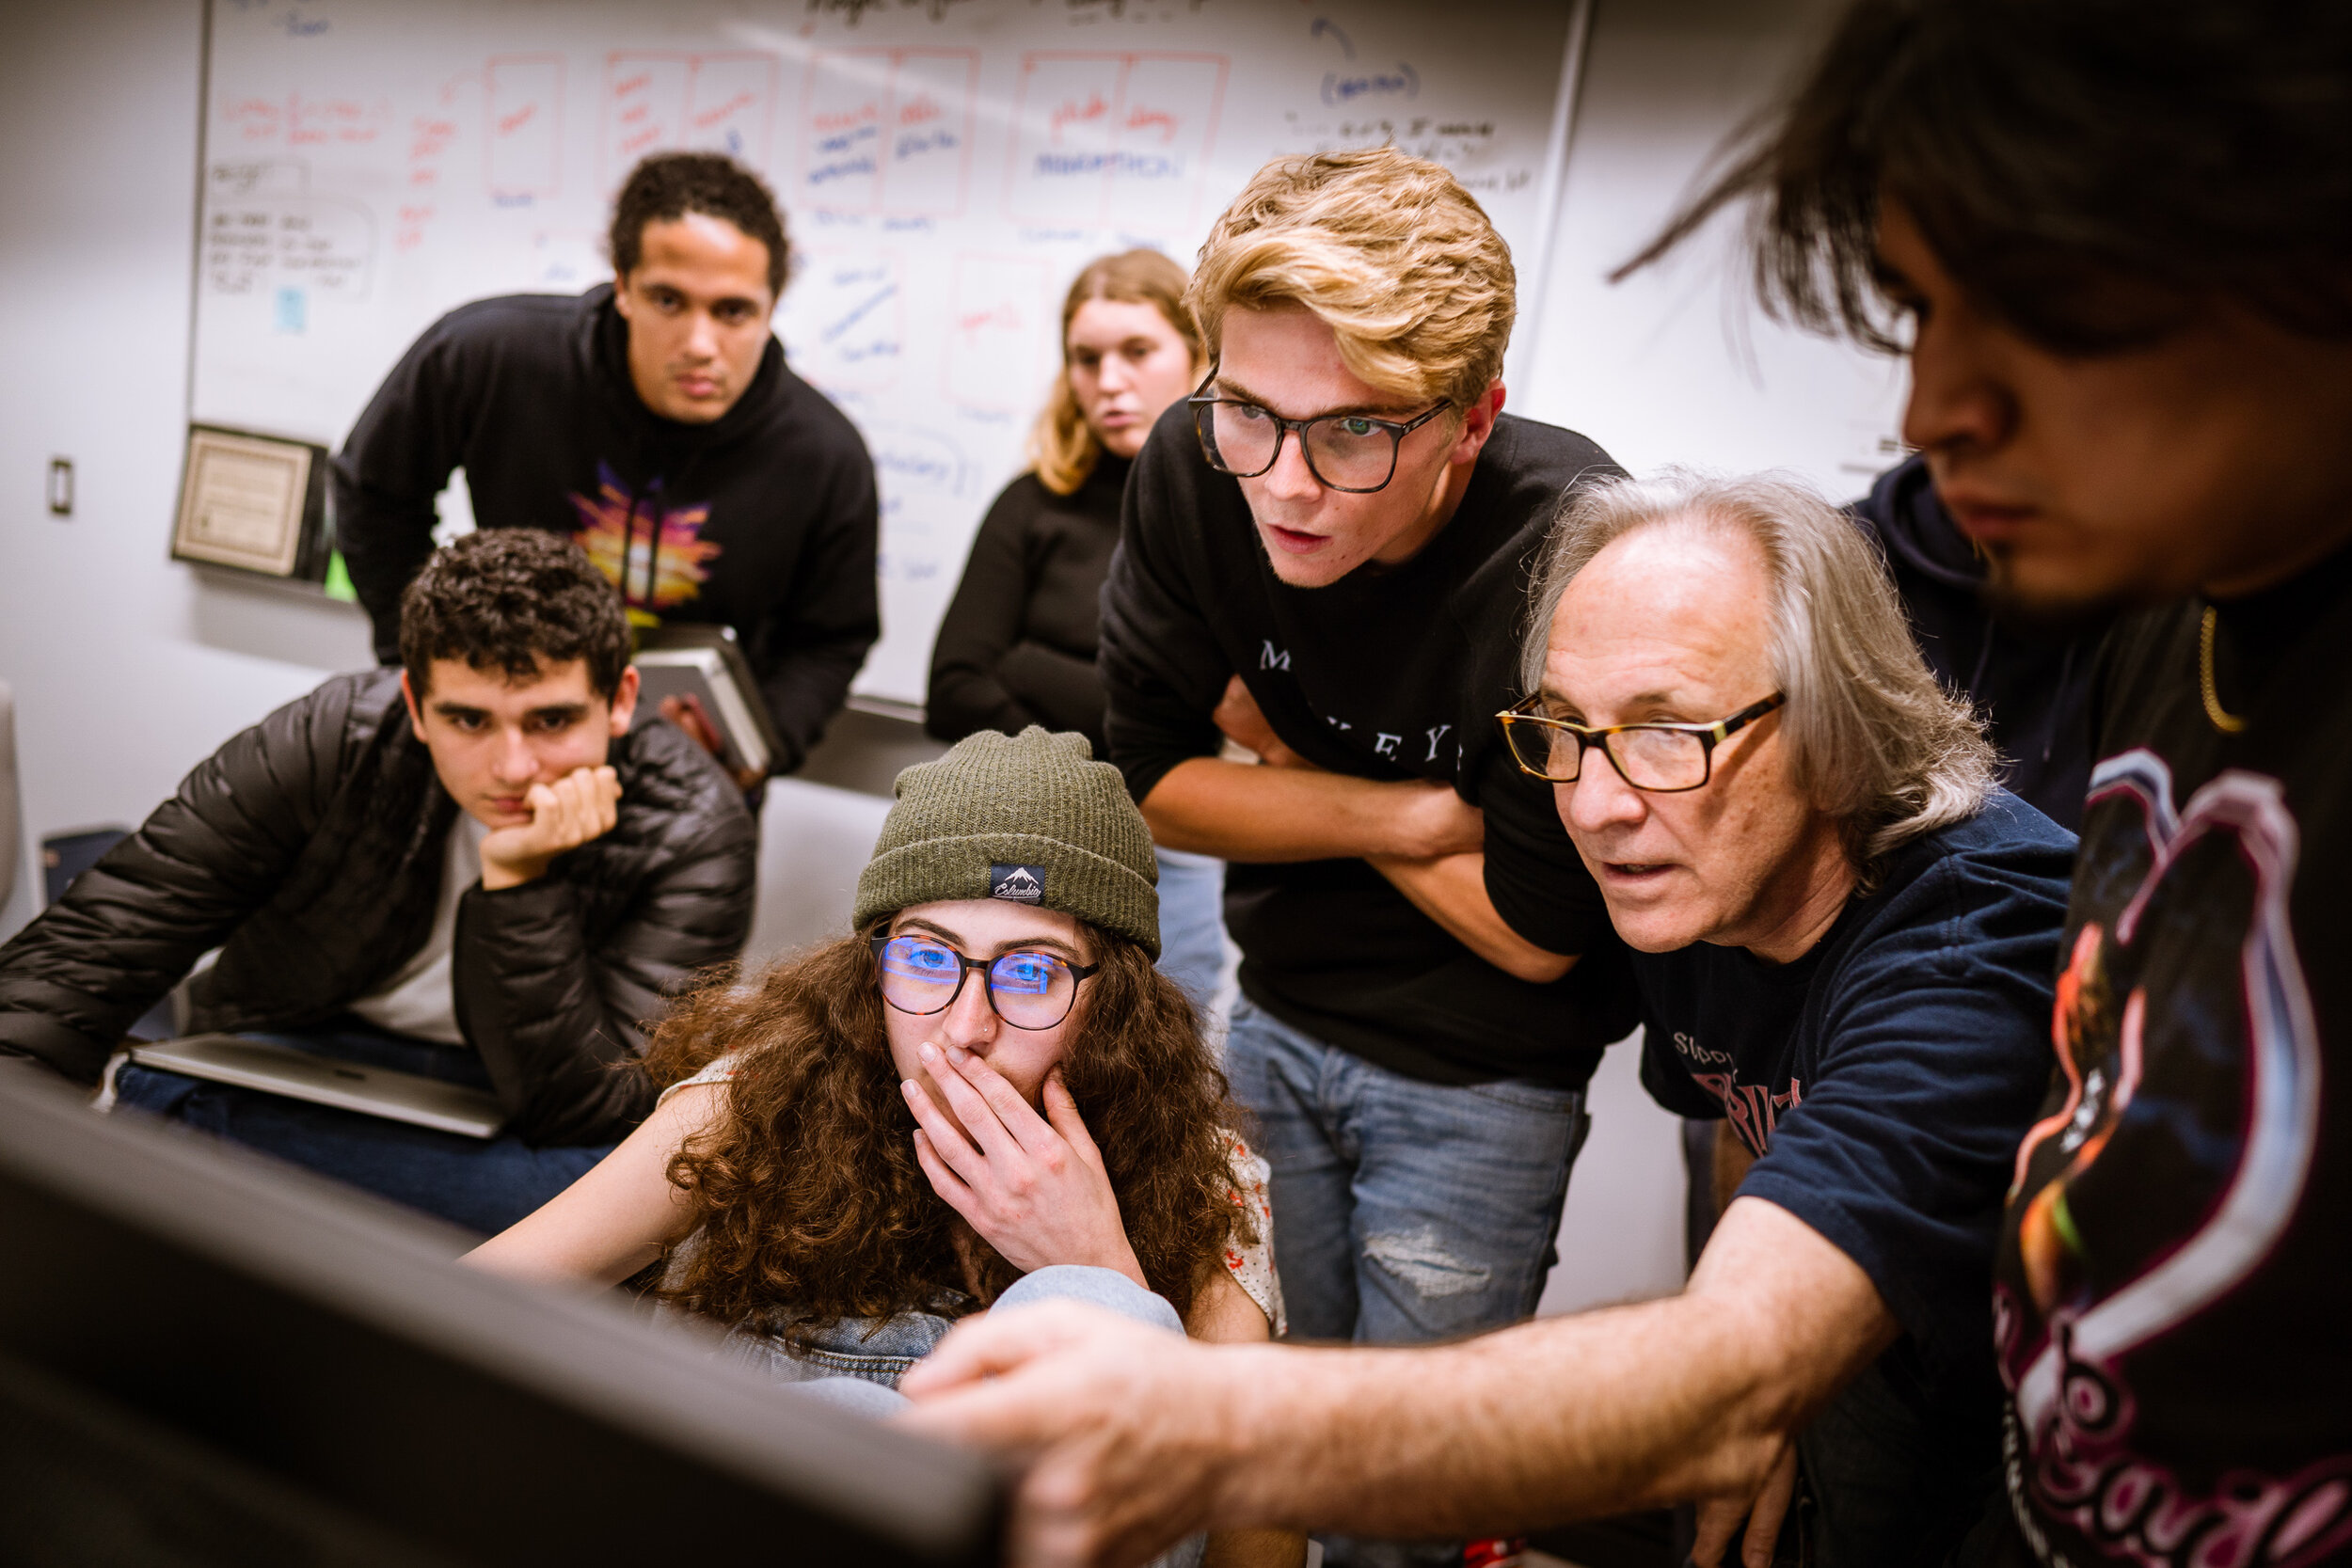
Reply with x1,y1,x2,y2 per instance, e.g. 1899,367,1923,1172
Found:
191,0,1579,706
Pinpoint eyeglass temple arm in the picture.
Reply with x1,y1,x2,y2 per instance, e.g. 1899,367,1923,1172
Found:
1704,692,1788,742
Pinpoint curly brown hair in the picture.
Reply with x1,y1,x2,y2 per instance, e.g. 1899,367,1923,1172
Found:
641,925,1250,1339
398,529,630,701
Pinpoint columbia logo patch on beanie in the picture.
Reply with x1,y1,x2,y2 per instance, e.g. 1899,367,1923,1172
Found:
851,726,1161,956
990,863,1045,904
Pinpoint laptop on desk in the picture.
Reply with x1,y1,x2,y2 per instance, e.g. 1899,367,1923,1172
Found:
126,1034,507,1139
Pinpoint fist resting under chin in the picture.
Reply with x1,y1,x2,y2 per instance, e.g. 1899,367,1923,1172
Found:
479,764,621,889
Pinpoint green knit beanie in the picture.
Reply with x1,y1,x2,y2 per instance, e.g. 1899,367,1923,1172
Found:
853,727,1160,957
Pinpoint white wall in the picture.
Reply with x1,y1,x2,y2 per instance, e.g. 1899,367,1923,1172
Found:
1518,0,1908,492
0,0,1900,1314
0,0,373,883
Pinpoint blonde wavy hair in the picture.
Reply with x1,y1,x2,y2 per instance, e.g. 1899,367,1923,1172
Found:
1522,470,1996,878
1029,249,1201,498
1188,147,1515,408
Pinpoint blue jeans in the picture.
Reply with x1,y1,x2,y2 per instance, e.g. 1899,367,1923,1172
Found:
1228,1002,1590,1568
1224,999,1592,1347
110,1023,615,1236
1153,847,1229,1013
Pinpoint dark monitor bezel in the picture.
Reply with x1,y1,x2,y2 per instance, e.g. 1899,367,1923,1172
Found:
0,1065,1005,1565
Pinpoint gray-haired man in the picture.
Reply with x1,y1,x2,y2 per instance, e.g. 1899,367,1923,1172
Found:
897,473,2074,1568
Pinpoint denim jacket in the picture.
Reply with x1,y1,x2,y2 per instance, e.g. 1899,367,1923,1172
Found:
691,1292,972,1392
663,1265,1208,1568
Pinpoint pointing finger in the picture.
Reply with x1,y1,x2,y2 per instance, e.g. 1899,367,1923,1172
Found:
899,1299,1104,1402
1743,1445,1800,1568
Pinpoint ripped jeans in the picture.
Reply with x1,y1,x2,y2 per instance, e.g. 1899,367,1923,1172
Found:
1223,999,1590,1346
1228,1002,1590,1568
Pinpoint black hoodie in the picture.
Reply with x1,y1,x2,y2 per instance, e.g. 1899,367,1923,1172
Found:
334,285,880,775
1850,453,2095,830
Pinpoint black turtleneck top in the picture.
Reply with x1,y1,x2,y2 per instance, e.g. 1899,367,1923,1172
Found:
926,453,1132,754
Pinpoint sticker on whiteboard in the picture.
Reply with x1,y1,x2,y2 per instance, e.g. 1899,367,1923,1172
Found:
274,287,307,335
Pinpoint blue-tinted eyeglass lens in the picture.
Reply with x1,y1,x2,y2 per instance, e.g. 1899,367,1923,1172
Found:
880,937,964,1013
989,952,1076,1027
878,939,1078,1027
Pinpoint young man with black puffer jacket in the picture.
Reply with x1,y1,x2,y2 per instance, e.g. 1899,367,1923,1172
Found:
0,530,756,1233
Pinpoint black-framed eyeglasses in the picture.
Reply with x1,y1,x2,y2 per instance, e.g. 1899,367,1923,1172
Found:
1188,372,1452,493
870,933,1100,1032
1495,692,1788,793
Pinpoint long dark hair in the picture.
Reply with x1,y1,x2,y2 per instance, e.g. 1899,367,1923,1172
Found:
1621,0,2352,354
641,926,1249,1338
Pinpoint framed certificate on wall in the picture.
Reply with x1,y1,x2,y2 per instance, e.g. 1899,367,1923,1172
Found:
172,425,331,580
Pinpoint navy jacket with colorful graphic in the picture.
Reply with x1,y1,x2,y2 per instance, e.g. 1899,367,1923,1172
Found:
334,285,880,775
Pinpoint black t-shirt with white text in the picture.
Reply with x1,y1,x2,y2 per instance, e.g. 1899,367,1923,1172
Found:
1099,406,1635,1086
1994,547,2352,1568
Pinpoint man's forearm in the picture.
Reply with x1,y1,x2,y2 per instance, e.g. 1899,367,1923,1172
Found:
1142,758,1472,863
455,879,654,1144
1206,1199,1894,1539
0,1012,113,1086
1366,852,1576,983
1207,1298,1778,1537
899,1200,1897,1564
